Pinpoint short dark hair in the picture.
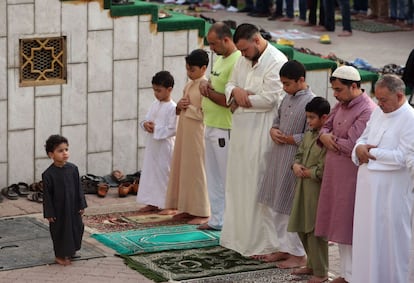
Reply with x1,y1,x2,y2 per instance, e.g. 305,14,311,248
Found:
209,22,233,40
233,23,259,44
305,96,331,117
280,60,306,81
45,135,68,155
152,71,174,88
185,49,209,68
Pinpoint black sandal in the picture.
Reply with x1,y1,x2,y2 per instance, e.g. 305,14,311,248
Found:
13,182,30,196
1,185,19,200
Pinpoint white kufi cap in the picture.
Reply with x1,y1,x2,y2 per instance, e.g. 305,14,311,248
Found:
332,65,361,81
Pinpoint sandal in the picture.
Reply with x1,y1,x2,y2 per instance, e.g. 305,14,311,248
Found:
27,191,43,203
29,181,43,192
14,182,30,196
1,185,19,200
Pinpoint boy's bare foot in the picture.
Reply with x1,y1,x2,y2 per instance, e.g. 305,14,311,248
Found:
65,257,72,265
313,25,328,32
291,267,313,275
276,255,307,269
197,223,220,230
55,257,69,266
308,275,329,283
138,205,160,213
171,212,192,219
338,31,352,37
187,216,209,225
158,209,177,215
261,251,290,262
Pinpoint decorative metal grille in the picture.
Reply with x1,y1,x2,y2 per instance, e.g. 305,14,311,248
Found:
19,36,67,87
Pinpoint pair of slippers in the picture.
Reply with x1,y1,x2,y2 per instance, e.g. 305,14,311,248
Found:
1,183,30,200
27,181,44,203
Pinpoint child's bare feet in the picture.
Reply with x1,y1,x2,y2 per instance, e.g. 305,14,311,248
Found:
261,251,290,262
158,209,177,215
187,217,209,225
291,267,313,275
171,212,192,219
55,257,69,266
276,255,307,269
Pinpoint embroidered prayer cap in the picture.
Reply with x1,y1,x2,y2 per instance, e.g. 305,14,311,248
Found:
332,65,361,81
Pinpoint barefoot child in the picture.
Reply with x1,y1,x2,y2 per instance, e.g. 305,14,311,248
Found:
160,49,211,225
257,60,314,267
136,71,177,212
287,97,331,283
42,135,87,266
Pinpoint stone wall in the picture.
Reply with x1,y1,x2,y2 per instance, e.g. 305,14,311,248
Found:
0,0,201,188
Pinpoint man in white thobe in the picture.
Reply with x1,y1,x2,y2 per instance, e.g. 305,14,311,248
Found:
220,23,288,256
351,74,414,283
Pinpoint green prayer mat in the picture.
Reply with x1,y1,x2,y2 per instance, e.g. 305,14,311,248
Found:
0,217,105,271
120,246,286,282
91,224,220,255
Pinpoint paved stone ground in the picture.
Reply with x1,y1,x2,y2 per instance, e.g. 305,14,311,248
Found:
0,188,340,283
1,5,412,283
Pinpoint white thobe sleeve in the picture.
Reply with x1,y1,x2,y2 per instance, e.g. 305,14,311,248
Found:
225,57,241,105
369,108,414,168
247,61,285,111
140,101,156,130
153,104,177,140
351,124,370,166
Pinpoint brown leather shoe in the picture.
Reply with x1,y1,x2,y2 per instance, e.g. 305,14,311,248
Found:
129,180,139,195
118,182,131,197
97,183,109,197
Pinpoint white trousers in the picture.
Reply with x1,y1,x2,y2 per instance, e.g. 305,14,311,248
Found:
274,212,305,256
204,127,230,230
338,243,352,282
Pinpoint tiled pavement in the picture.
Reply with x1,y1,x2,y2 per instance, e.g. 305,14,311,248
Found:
0,188,340,283
1,6,412,283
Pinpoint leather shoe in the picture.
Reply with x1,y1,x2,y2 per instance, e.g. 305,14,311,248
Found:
129,180,139,195
118,183,131,197
97,183,109,197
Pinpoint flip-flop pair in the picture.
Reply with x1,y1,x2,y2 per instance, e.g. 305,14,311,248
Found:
1,183,30,200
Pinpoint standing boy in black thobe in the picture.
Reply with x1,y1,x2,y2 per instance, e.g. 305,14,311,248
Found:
42,134,87,266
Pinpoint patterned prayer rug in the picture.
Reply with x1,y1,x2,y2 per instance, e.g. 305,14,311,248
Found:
83,211,187,233
352,20,406,32
0,217,105,271
120,246,296,282
91,224,220,255
337,20,406,33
